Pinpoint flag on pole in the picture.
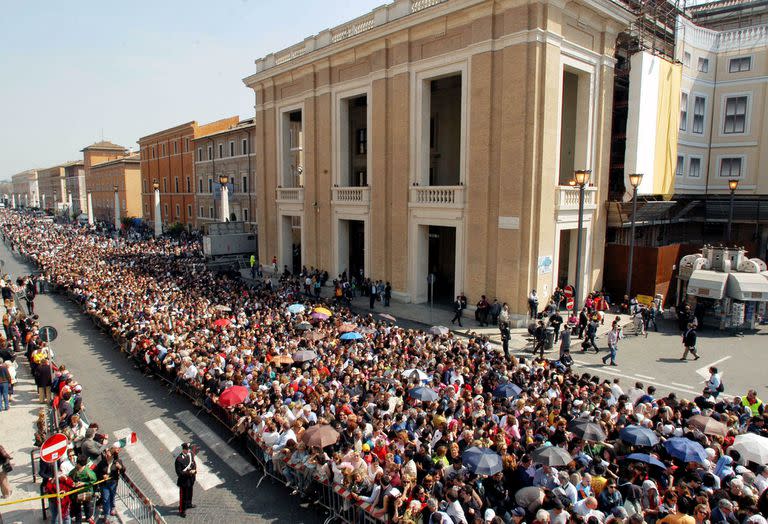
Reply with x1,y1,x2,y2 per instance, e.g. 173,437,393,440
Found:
113,432,138,449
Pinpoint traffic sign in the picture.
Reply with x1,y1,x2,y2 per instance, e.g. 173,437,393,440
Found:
564,285,574,298
427,273,437,284
566,298,575,310
39,326,58,342
40,433,69,463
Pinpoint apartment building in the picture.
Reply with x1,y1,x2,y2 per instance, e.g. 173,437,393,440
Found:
64,160,86,214
11,169,38,207
88,153,142,222
138,118,239,229
243,0,633,318
192,118,256,228
37,164,68,211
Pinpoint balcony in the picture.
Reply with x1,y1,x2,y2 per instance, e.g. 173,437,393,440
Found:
332,186,370,206
409,185,465,208
555,185,598,212
276,187,304,204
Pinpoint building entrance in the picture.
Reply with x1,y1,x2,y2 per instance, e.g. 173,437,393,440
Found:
427,225,456,305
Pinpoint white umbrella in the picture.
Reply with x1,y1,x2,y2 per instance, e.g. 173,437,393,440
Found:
402,369,430,382
730,433,768,465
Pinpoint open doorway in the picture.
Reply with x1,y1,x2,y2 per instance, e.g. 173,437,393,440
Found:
281,215,302,275
427,225,456,305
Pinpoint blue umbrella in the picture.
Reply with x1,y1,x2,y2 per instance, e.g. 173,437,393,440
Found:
287,304,306,314
663,437,707,464
619,425,660,447
462,447,503,475
493,383,522,399
340,332,363,341
409,386,438,402
625,453,668,469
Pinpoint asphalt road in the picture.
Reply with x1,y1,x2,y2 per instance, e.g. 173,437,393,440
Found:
0,241,323,524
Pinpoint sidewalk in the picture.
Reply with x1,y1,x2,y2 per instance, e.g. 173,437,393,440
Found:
1,359,46,523
238,269,626,354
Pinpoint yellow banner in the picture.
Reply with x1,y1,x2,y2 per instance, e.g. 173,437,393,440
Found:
636,294,654,306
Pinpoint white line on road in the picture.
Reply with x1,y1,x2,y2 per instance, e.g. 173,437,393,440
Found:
114,428,179,506
145,418,224,491
634,374,656,380
572,361,699,396
671,382,694,389
696,356,732,378
176,411,256,476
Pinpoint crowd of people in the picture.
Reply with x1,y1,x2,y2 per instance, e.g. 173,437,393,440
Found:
1,209,767,524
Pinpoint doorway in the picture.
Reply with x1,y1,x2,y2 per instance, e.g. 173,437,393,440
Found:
557,229,572,288
427,225,456,305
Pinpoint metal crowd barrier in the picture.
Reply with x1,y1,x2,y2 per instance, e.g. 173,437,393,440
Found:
116,471,167,524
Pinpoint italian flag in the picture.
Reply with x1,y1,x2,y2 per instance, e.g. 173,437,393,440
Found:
113,432,138,449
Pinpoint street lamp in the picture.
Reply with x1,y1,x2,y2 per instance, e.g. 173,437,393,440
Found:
727,178,739,243
625,173,644,300
153,180,162,237
219,175,230,222
113,184,120,231
573,169,591,312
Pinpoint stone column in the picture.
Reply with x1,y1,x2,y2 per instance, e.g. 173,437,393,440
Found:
114,190,121,230
154,189,162,236
87,193,94,225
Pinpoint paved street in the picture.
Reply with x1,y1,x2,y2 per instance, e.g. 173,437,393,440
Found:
0,242,322,524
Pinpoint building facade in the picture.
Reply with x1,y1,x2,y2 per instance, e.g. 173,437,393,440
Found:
244,0,633,317
193,118,256,228
64,161,86,215
11,169,38,207
37,164,68,211
88,154,142,222
139,118,239,229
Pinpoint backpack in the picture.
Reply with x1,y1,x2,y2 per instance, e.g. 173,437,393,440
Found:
717,381,724,393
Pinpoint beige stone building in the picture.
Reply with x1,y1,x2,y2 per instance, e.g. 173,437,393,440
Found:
37,164,69,211
244,0,633,319
192,118,256,228
11,169,39,207
64,160,86,215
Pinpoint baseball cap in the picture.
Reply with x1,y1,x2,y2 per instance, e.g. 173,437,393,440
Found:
484,509,496,522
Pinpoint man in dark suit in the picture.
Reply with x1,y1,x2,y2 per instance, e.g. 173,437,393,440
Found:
175,443,197,517
681,322,699,360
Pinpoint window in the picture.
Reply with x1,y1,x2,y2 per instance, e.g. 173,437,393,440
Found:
729,57,751,73
243,208,249,222
676,155,685,177
175,204,180,217
142,180,147,192
693,96,706,134
173,141,178,154
145,203,149,215
207,146,212,160
697,57,709,73
199,206,204,217
162,143,166,156
151,147,155,159
242,175,248,194
242,139,248,155
163,204,168,218
186,177,191,193
229,141,235,157
185,138,190,152
208,178,213,193
198,179,203,193
187,205,192,218
174,178,179,193
723,96,747,134
689,157,701,178
197,148,203,162
719,157,742,178
209,207,214,218
683,52,691,67
218,144,223,158
680,93,688,132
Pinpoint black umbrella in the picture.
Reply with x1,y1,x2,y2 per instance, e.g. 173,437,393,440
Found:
531,445,573,467
567,419,606,442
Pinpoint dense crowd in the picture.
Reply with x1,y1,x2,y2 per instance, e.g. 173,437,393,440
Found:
1,209,767,524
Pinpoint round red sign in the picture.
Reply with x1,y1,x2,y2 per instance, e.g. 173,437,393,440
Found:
40,433,69,463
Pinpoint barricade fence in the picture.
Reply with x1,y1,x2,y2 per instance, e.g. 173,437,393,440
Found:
9,232,387,524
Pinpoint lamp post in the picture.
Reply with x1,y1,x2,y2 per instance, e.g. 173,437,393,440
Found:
53,190,58,214
113,184,120,231
625,173,644,301
86,192,94,225
219,175,230,222
153,181,162,237
727,178,739,243
573,169,591,312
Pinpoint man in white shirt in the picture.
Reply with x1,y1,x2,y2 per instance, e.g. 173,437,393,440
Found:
755,465,768,495
425,498,453,524
445,489,468,524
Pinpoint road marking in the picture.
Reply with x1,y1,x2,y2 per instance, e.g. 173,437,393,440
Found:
114,428,179,506
696,356,732,378
634,374,656,380
145,418,224,491
671,382,694,389
176,411,256,476
571,362,699,396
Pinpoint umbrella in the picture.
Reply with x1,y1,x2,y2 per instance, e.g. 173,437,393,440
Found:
287,304,306,314
272,355,294,365
213,318,231,328
379,313,396,322
293,350,318,363
428,325,449,336
311,312,330,320
305,331,326,342
295,321,313,331
663,437,707,464
730,433,768,465
359,327,377,335
338,323,357,333
567,420,607,442
214,305,232,312
531,445,573,467
302,424,340,448
619,425,660,447
493,383,522,399
219,385,249,408
625,453,668,469
313,307,333,316
462,447,503,475
409,386,438,402
687,415,728,437
402,369,430,382
340,332,363,341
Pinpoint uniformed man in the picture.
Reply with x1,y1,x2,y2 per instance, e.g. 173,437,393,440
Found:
175,443,197,517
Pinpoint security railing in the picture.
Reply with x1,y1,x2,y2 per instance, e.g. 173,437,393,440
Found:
117,471,167,524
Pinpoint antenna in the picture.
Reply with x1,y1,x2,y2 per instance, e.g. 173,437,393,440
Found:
100,128,104,141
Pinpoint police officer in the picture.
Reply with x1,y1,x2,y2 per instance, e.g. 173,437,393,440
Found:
175,443,197,517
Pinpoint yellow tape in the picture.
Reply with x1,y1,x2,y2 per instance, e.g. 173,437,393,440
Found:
0,478,110,507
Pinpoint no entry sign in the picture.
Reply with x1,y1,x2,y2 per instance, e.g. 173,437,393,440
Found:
564,285,574,298
40,433,69,463
566,298,575,310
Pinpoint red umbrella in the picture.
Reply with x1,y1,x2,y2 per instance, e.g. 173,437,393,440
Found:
213,318,231,328
219,385,248,407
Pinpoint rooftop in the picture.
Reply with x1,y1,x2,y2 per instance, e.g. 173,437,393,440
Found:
80,140,128,153
193,118,255,141
91,153,140,169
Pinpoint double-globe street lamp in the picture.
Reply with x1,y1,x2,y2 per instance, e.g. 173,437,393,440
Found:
573,169,591,313
625,173,644,300
727,178,739,243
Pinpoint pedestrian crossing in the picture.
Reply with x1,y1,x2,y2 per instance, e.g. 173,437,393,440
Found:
114,413,255,509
